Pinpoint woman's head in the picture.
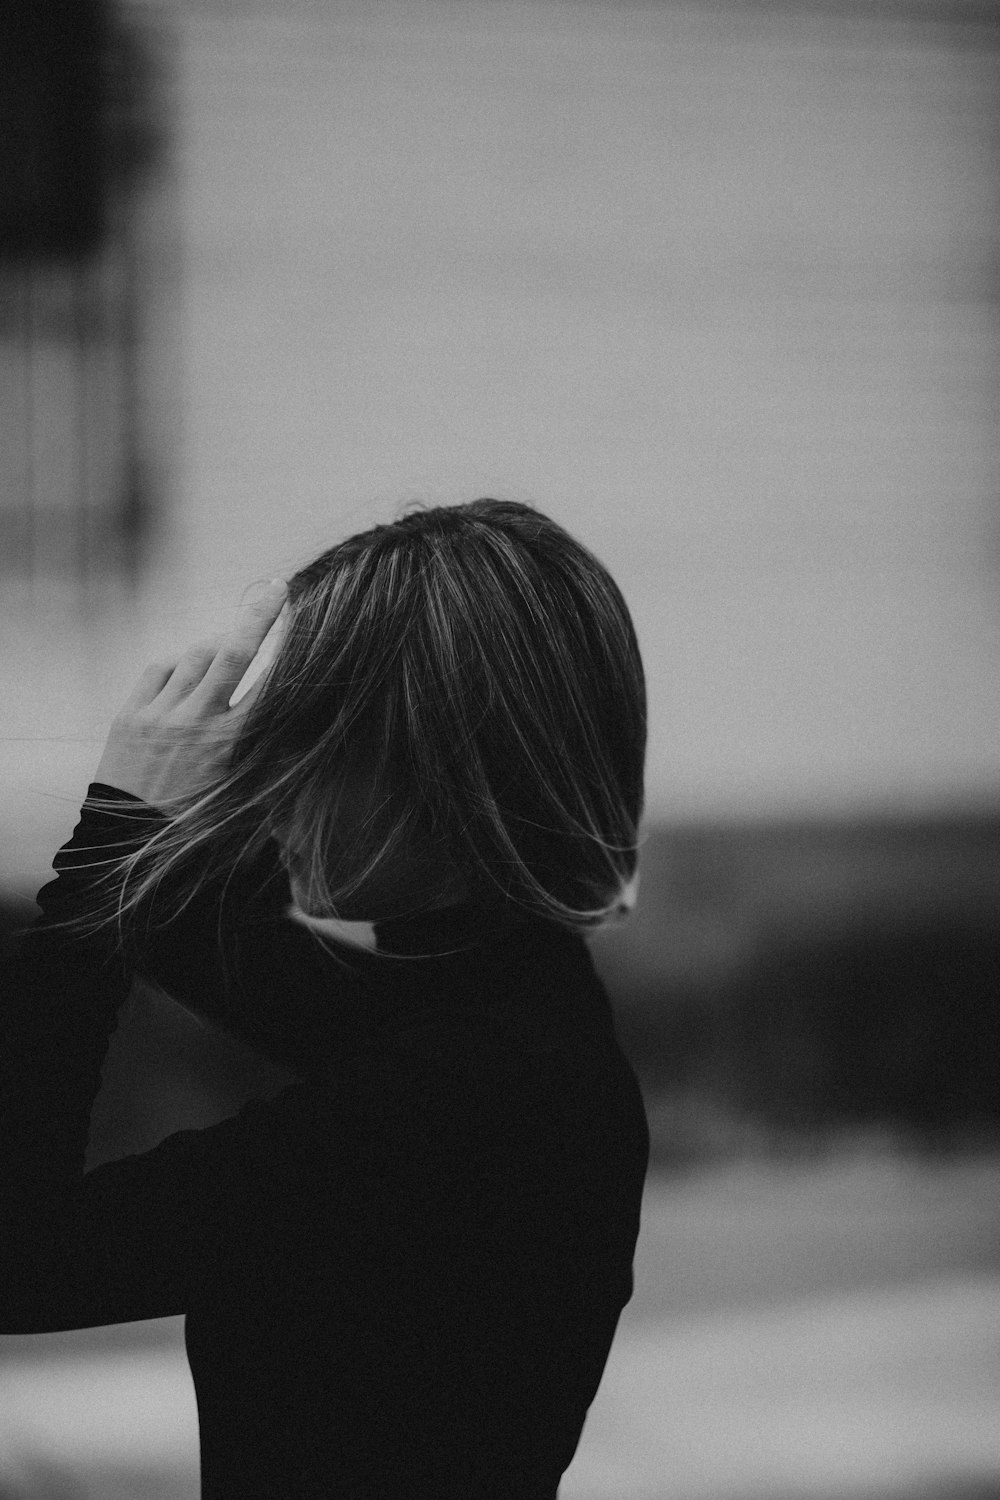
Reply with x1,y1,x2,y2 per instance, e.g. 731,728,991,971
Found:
76,500,647,945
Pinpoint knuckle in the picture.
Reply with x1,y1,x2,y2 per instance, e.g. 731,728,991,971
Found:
180,639,217,662
216,641,249,670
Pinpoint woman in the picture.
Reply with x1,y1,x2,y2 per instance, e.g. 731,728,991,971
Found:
1,499,649,1498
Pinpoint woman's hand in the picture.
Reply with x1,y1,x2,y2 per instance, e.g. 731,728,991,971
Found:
93,580,288,812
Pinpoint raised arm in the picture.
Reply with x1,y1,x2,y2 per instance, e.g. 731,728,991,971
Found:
69,783,381,1073
0,798,371,1338
0,585,385,1335
0,786,381,1334
83,581,381,1069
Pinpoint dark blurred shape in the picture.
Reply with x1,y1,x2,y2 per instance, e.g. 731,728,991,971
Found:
727,913,1000,1146
0,0,163,260
0,0,106,258
0,0,174,595
594,809,1000,1162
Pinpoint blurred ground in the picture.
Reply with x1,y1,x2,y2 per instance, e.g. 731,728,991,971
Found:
1,1146,998,1500
562,1148,1000,1499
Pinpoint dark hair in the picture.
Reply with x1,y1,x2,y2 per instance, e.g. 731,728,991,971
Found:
43,499,647,952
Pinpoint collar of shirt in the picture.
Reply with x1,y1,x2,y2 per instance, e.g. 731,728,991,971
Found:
371,898,541,959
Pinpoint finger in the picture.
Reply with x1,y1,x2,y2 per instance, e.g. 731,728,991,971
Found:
155,639,224,704
194,579,288,711
119,661,177,713
229,602,290,707
247,596,289,672
229,663,269,712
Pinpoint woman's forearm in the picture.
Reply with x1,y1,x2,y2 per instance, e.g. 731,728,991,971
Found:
69,786,379,1076
0,795,154,1324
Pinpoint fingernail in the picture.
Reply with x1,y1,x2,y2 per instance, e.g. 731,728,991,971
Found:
267,578,287,596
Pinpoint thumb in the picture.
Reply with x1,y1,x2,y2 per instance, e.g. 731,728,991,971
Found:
228,663,269,712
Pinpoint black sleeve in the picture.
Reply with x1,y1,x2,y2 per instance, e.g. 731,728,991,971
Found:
87,783,379,1070
0,788,379,1334
0,1084,321,1334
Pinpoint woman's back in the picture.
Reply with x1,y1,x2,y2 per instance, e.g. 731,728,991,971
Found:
178,898,648,1497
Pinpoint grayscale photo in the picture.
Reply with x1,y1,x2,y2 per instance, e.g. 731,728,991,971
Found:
1,1,998,1497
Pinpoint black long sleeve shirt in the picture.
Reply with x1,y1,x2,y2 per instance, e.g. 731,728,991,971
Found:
1,784,649,1499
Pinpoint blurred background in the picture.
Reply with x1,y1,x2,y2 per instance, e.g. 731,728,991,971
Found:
1,0,999,1496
